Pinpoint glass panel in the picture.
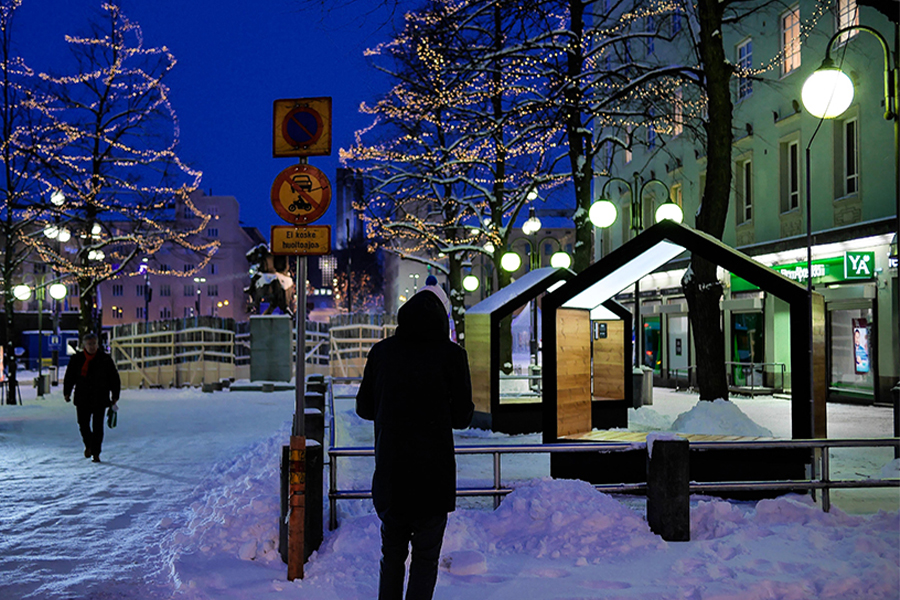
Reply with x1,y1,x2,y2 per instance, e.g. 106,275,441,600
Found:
642,316,662,374
731,312,764,387
830,308,874,394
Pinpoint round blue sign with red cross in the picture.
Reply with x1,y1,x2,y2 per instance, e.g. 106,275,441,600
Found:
282,107,323,148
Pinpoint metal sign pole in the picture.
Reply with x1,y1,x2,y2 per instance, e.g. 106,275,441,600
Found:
294,255,307,436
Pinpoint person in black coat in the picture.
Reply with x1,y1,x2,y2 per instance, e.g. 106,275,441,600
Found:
357,284,474,600
64,332,120,463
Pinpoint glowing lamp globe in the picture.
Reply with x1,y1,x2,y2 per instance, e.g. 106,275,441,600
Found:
48,283,68,300
50,189,66,206
500,251,522,272
462,274,480,292
57,228,71,243
655,201,684,224
550,251,572,269
589,199,617,228
802,67,854,119
13,284,32,301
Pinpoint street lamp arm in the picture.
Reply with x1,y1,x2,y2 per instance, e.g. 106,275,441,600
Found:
598,177,633,199
824,25,895,120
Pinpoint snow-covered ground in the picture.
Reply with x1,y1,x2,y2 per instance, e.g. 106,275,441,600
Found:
0,376,897,599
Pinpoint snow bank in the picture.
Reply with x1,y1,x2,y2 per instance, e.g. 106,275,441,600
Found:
670,398,774,437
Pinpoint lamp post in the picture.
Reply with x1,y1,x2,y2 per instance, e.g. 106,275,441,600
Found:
589,175,682,368
193,277,206,318
801,22,899,419
12,279,67,397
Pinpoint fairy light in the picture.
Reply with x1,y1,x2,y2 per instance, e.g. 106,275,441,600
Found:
10,3,217,320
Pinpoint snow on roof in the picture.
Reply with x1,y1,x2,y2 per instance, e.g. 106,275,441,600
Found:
467,267,572,315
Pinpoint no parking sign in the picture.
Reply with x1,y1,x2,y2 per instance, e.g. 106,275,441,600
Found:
273,97,332,157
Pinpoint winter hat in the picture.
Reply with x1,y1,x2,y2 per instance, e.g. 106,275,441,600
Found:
425,274,438,286
418,284,450,314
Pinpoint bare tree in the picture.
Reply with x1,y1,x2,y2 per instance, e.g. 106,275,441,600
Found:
29,3,216,337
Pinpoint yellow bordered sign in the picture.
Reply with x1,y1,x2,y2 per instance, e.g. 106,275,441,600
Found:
270,164,331,225
271,225,331,256
273,97,332,157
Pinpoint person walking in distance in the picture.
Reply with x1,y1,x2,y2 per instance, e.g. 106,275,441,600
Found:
64,332,120,463
357,284,474,600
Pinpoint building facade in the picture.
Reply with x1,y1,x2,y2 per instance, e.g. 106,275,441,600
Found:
596,0,897,404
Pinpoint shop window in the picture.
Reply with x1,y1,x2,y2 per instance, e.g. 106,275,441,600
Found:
642,316,662,374
829,307,873,397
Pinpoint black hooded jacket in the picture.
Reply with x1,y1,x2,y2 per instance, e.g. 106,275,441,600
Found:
356,290,474,519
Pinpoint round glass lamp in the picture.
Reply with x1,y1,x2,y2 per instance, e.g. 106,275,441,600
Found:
48,283,68,300
801,64,854,119
12,284,32,301
462,274,480,292
550,251,572,269
522,207,542,235
500,251,522,272
50,189,66,206
655,200,684,224
589,199,618,228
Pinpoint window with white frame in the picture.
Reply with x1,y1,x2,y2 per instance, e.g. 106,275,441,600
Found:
671,183,683,209
780,139,800,212
737,39,753,99
844,118,859,195
736,157,752,225
781,7,801,76
837,0,858,45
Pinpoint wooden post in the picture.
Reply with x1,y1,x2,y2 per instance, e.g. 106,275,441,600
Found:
287,434,306,580
646,436,690,542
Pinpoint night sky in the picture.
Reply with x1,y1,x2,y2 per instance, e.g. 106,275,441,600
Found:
16,0,401,233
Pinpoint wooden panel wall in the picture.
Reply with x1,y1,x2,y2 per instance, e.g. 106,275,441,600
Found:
466,314,492,415
812,293,827,438
592,320,625,400
556,308,592,437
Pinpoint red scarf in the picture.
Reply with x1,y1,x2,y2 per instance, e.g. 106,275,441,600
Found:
81,350,97,377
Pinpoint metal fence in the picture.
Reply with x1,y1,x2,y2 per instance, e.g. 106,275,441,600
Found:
326,378,899,531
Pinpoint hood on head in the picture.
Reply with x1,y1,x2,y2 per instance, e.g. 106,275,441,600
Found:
396,289,449,341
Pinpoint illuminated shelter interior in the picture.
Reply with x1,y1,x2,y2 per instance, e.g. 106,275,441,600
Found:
541,221,826,449
465,266,574,434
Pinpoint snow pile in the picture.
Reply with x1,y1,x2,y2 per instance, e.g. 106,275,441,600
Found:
670,398,774,437
880,458,900,480
447,478,666,561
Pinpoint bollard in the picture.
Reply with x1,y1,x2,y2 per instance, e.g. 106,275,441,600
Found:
305,409,325,446
646,435,690,542
306,392,325,412
305,441,323,560
279,445,289,564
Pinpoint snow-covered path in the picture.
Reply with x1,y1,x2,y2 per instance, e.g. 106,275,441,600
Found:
0,385,295,599
0,380,897,600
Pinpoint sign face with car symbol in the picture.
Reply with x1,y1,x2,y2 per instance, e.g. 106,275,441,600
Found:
270,164,331,224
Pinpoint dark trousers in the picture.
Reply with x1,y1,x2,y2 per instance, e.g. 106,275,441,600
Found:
76,404,106,457
378,512,447,600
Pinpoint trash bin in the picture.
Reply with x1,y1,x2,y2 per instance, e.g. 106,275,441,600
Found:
632,367,654,408
48,366,59,386
34,375,51,396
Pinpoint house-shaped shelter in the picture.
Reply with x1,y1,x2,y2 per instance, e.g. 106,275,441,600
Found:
466,267,573,433
541,221,826,487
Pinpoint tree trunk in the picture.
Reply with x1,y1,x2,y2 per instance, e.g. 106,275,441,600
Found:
685,0,733,400
566,0,592,273
448,251,465,344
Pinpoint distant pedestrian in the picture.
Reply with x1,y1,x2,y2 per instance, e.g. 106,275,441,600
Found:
64,333,120,463
357,285,474,600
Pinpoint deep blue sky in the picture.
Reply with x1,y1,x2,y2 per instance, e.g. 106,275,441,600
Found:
17,0,402,234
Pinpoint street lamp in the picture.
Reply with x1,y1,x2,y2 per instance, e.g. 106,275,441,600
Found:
12,278,67,397
462,274,480,292
589,175,680,368
193,277,206,317
801,21,899,424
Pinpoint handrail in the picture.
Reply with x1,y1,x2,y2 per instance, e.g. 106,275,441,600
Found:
327,435,900,530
